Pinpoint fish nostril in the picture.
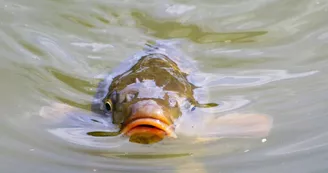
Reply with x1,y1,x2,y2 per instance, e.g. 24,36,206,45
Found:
125,93,136,102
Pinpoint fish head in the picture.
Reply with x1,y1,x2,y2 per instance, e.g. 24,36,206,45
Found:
102,89,181,144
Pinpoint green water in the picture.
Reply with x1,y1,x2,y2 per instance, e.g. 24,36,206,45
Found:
1,0,328,173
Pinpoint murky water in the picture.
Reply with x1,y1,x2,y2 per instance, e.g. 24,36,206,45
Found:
1,0,328,172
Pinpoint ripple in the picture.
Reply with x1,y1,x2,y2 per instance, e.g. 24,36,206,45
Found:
204,69,318,88
1,0,328,172
71,42,114,52
48,128,127,149
199,96,251,114
268,131,328,156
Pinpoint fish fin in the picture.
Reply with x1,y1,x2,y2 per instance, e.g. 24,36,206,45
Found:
201,113,273,138
195,102,219,108
87,131,121,137
188,98,219,109
176,112,272,139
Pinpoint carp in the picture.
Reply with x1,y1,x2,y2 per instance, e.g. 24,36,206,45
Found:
41,40,272,145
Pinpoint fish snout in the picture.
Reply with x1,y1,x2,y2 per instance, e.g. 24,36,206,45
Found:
121,100,176,144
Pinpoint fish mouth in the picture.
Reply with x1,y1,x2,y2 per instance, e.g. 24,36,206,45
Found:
120,100,177,144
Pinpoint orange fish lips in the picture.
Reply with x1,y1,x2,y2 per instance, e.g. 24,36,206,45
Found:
120,100,177,144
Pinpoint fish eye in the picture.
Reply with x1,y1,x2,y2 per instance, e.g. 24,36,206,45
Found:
105,100,113,112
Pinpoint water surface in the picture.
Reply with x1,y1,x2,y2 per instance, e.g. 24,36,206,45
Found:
1,0,328,173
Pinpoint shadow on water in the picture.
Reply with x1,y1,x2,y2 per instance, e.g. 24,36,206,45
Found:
131,11,267,44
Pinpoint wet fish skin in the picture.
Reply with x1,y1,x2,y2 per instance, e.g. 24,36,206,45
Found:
96,43,218,144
